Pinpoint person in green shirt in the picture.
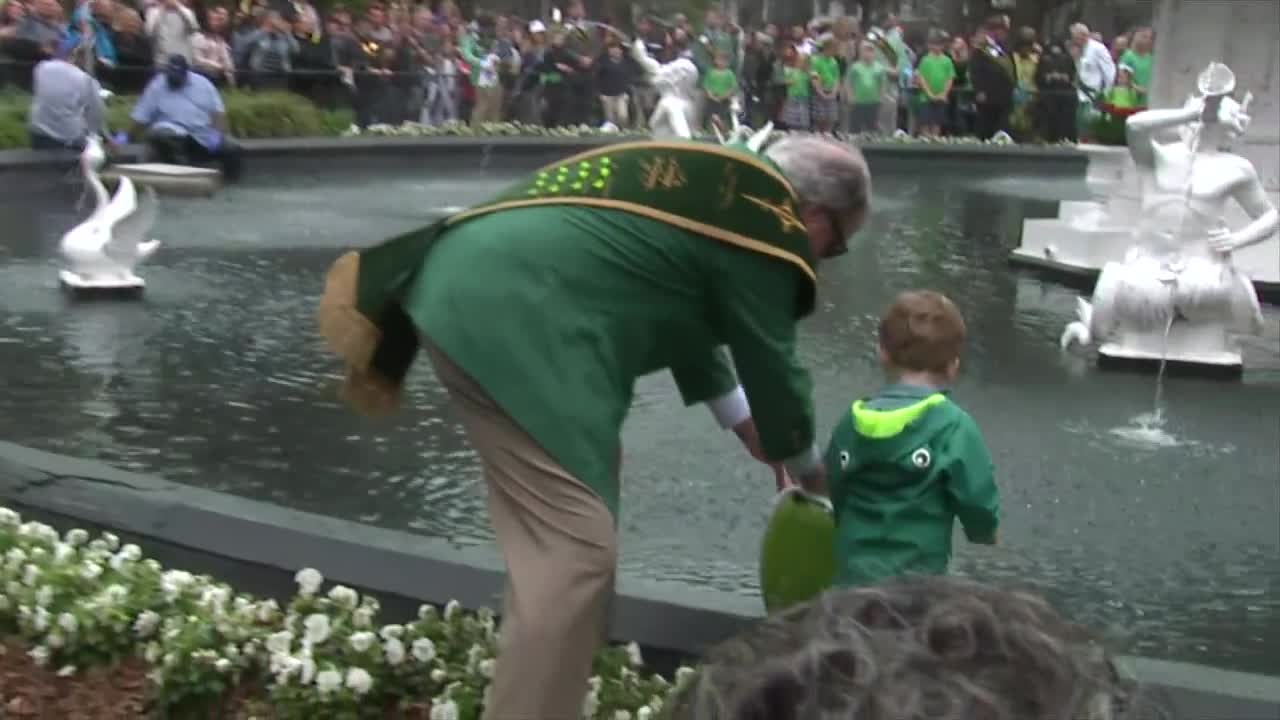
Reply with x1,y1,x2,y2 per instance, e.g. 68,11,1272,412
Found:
1093,64,1142,145
914,33,956,137
702,49,738,133
318,136,873,720
1118,26,1153,106
809,35,841,133
843,41,885,134
779,44,810,130
807,290,1000,589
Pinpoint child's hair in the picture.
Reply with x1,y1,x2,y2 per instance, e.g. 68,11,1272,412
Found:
878,290,966,373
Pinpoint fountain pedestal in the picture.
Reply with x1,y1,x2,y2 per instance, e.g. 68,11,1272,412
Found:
58,269,146,300
1097,322,1242,378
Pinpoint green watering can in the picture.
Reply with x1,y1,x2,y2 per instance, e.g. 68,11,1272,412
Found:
759,486,837,614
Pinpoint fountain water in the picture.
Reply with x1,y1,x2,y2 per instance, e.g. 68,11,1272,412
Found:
1060,62,1278,376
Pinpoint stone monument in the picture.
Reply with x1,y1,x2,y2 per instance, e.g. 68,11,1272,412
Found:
59,135,162,298
1012,0,1278,299
1060,62,1278,375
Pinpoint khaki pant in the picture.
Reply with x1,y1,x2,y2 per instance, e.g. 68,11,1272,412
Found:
424,341,617,720
600,94,629,127
471,85,506,125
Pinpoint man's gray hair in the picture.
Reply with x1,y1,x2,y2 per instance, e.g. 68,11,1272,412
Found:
667,575,1168,720
1070,22,1091,36
764,136,872,215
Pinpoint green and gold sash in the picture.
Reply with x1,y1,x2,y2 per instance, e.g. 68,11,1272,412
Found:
317,140,816,416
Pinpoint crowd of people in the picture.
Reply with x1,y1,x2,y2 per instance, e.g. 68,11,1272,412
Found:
3,0,1154,144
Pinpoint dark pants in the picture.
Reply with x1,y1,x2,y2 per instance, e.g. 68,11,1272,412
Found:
30,131,86,151
975,101,1011,140
1038,90,1078,144
145,129,242,182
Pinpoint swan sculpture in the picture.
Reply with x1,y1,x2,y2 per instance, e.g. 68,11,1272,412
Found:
60,134,161,294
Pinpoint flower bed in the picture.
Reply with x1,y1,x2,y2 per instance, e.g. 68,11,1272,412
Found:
0,506,688,719
0,87,1076,151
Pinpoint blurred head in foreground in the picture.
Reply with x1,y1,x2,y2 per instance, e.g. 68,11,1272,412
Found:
667,575,1161,720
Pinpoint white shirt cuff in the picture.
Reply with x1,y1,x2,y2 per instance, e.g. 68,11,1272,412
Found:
707,385,751,429
783,443,822,479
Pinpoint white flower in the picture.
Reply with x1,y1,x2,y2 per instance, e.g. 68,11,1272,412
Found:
160,570,194,600
0,508,20,527
64,528,89,545
315,668,343,695
57,665,76,677
80,562,104,582
303,613,331,645
299,654,317,685
430,699,459,720
417,604,438,623
294,568,323,596
615,711,632,720
28,646,50,666
144,643,161,663
199,586,230,614
345,667,373,695
327,585,359,609
443,600,461,620
255,599,280,623
4,547,26,569
33,607,50,632
46,631,64,649
35,586,54,608
0,594,9,612
384,637,406,665
133,611,161,638
57,612,78,634
466,644,485,672
102,532,120,551
625,641,643,667
348,631,376,653
588,676,602,691
214,658,232,672
352,606,374,628
638,707,653,720
478,658,496,679
379,624,404,640
412,638,437,663
675,666,697,688
53,542,74,563
119,543,142,561
430,668,447,683
265,631,294,655
581,689,600,718
19,521,58,544
22,564,39,587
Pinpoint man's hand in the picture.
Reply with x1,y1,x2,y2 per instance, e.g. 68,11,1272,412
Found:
796,464,827,497
732,418,791,491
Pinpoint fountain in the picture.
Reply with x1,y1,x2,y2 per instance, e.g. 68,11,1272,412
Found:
629,38,701,140
58,135,162,299
1060,63,1278,376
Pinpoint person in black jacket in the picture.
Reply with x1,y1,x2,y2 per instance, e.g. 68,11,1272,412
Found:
969,15,1015,139
1034,39,1077,143
537,30,582,127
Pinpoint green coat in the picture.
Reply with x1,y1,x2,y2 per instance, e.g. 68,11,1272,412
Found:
320,141,820,519
823,384,1000,587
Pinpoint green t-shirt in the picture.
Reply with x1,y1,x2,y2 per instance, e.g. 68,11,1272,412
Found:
916,52,955,98
845,61,884,104
784,66,810,99
1118,49,1153,101
809,54,839,93
1105,85,1140,109
702,67,737,99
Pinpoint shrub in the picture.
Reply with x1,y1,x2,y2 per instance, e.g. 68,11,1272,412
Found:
0,90,354,150
0,505,688,719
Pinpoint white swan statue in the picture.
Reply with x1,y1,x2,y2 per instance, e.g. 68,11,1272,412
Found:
59,135,161,295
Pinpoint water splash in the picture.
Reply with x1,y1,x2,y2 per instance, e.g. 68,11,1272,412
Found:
1107,315,1181,448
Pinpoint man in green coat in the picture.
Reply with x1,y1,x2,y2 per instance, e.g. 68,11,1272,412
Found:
317,135,871,719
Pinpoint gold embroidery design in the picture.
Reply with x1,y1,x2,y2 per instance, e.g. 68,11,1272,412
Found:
639,155,688,190
742,194,807,234
718,163,739,210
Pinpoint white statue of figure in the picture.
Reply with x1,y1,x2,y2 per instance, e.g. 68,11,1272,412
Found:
1061,63,1278,366
631,38,700,139
60,135,162,292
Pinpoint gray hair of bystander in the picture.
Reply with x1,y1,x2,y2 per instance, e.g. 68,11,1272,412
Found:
665,575,1170,720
